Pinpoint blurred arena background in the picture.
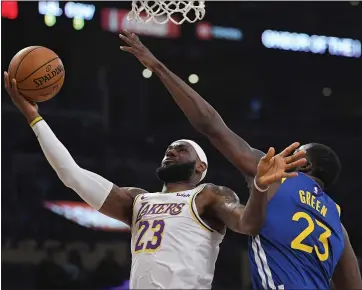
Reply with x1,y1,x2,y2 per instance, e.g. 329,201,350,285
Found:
1,1,362,289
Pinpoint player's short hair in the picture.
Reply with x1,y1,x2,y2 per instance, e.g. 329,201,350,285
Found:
306,143,341,189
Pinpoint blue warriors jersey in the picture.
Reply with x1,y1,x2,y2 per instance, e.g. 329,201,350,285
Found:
249,173,345,289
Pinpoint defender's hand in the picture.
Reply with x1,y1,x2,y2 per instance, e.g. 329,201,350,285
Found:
119,29,160,71
255,142,307,190
4,71,39,123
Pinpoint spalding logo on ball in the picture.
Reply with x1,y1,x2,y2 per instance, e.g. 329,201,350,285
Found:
33,64,64,88
8,46,65,102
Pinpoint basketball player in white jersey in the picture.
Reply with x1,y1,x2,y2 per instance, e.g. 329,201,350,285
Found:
4,72,306,289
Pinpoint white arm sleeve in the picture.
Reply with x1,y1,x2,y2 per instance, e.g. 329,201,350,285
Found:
32,120,113,210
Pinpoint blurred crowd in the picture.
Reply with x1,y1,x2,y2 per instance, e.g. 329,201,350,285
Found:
3,246,129,289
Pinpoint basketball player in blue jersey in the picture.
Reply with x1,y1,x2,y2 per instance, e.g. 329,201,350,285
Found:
5,70,306,289
119,30,362,289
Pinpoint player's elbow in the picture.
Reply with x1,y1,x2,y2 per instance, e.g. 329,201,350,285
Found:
202,126,225,139
56,164,84,189
192,119,218,136
192,111,227,137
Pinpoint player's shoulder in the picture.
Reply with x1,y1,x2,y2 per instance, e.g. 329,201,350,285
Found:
284,174,342,217
126,187,148,198
111,186,148,201
119,187,148,207
203,183,233,193
202,183,239,203
284,172,310,183
280,172,318,190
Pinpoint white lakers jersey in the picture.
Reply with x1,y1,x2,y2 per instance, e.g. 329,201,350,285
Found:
130,184,225,289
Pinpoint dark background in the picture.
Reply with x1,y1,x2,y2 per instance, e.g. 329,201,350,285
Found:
2,1,362,289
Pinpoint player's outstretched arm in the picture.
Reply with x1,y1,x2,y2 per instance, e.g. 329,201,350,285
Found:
208,147,306,235
119,30,264,180
4,72,147,226
332,225,362,290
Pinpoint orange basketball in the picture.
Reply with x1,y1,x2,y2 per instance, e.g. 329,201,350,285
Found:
8,46,65,102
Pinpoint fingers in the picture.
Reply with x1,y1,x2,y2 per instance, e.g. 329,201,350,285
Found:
282,172,298,178
4,71,10,92
123,29,138,40
122,28,132,38
11,78,21,97
263,147,275,162
4,72,20,98
119,29,140,46
259,172,284,186
120,46,134,53
4,74,25,102
284,149,306,164
279,142,300,157
285,158,307,170
119,33,133,46
261,171,299,186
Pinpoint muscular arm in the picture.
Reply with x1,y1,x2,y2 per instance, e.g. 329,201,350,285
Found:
153,62,264,179
207,184,267,236
332,225,362,290
32,118,147,225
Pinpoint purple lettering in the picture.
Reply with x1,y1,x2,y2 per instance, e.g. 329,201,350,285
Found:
136,202,150,223
148,204,161,215
156,204,168,214
145,220,165,251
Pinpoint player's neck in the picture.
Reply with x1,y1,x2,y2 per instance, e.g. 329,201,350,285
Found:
162,182,196,193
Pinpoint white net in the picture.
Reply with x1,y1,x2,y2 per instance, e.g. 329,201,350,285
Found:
127,1,206,25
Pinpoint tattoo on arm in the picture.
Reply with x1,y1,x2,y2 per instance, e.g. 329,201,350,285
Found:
212,185,240,204
209,185,245,231
210,184,268,235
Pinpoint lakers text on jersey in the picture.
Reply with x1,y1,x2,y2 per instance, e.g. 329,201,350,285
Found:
130,184,224,289
249,173,344,289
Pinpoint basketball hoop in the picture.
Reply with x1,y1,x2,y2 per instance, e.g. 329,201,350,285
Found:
127,1,206,25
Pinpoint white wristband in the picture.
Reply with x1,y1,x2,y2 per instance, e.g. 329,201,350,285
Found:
254,178,269,192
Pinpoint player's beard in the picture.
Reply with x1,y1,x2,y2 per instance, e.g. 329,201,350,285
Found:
156,161,196,184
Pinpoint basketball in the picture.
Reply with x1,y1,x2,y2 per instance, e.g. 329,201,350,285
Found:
8,46,65,102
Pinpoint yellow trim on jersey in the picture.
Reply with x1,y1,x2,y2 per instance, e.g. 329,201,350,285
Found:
335,203,341,217
132,194,143,226
281,178,287,184
133,193,143,208
189,184,214,233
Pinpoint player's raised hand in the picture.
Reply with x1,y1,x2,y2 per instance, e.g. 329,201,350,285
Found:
255,142,307,189
119,29,160,70
4,71,39,123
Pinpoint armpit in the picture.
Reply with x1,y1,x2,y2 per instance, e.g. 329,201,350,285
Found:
99,185,148,225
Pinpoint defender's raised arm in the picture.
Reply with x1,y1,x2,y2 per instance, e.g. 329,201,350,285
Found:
119,30,264,181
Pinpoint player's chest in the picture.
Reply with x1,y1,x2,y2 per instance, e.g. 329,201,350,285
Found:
133,193,192,224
